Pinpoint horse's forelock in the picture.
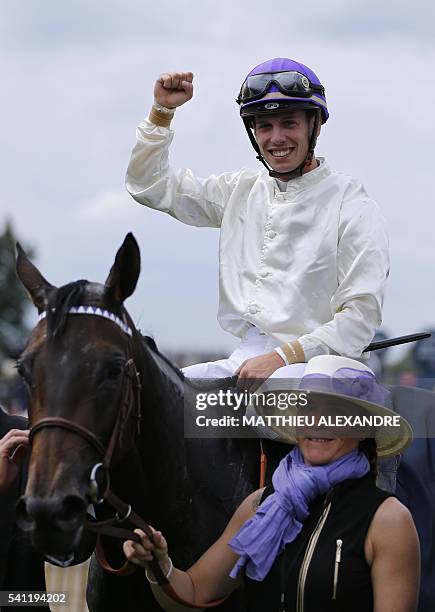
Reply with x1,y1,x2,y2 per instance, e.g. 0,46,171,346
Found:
46,280,90,340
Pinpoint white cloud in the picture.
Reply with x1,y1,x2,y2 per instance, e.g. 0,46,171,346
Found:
78,190,131,221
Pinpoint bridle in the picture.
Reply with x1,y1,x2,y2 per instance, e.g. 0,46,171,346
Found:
28,305,227,608
30,307,142,502
29,307,143,564
30,355,141,494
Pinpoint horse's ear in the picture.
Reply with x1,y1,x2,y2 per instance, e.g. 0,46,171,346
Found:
15,243,56,312
104,233,140,303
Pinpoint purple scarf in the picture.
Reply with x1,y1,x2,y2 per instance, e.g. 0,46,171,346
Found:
228,447,369,581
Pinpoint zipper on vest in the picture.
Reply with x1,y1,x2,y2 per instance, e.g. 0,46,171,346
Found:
296,501,332,612
332,538,342,600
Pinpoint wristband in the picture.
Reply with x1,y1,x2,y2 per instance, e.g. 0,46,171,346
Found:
145,557,173,584
153,101,176,115
274,347,289,366
280,340,305,364
149,105,174,128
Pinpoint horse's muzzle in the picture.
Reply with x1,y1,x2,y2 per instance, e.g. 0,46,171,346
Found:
16,494,87,555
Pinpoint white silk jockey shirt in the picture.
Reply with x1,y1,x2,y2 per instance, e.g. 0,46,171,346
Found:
125,119,389,359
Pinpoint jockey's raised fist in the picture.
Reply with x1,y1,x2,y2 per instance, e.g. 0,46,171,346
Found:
154,71,194,108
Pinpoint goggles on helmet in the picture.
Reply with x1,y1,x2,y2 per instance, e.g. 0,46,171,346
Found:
237,70,325,105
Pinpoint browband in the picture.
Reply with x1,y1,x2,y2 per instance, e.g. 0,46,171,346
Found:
38,306,133,337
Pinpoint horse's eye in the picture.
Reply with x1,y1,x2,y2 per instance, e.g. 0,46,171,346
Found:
106,362,124,380
96,356,126,388
16,359,33,386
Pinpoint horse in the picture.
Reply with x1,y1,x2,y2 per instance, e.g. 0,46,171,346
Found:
14,233,287,611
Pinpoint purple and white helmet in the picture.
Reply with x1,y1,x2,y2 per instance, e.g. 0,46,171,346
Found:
237,57,329,124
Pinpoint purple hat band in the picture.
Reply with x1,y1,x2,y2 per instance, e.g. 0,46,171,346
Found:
299,368,390,406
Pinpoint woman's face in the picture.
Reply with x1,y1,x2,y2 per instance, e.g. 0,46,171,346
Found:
297,436,360,466
295,399,366,465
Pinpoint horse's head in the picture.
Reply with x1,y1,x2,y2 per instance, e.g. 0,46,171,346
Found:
15,233,141,561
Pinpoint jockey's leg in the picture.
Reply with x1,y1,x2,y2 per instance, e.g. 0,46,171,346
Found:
182,327,287,379
182,359,236,378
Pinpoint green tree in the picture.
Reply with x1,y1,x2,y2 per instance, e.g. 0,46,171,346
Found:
0,219,34,359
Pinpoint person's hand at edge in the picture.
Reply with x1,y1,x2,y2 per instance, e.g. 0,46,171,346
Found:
0,429,29,491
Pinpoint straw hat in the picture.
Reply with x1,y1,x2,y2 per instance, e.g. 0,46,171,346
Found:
251,355,412,457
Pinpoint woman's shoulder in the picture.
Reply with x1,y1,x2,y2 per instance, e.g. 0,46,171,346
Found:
365,496,417,558
370,496,414,531
363,496,420,575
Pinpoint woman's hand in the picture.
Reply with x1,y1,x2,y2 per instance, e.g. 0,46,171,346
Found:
0,429,29,491
122,491,260,606
123,527,170,573
154,72,194,109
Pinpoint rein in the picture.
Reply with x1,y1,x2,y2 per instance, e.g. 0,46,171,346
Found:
29,307,229,609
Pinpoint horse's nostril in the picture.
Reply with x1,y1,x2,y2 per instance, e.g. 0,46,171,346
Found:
56,495,87,529
16,497,35,532
16,494,86,532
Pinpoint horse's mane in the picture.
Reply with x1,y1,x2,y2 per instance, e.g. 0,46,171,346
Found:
141,335,184,382
46,280,90,340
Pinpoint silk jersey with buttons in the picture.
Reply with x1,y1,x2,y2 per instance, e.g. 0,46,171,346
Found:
126,120,389,359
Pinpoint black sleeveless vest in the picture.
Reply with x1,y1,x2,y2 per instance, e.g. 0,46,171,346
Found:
245,474,392,612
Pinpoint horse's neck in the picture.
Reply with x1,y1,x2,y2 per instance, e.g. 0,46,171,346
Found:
139,347,185,447
135,350,190,518
105,344,185,510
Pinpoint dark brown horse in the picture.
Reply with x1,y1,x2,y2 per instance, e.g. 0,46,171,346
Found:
15,233,285,611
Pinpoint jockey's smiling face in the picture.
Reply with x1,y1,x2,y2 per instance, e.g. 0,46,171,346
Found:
253,110,317,174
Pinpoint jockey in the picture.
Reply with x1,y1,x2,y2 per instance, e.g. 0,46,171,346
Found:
125,58,389,389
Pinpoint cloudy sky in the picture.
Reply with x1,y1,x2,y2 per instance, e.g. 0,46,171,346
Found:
1,0,434,358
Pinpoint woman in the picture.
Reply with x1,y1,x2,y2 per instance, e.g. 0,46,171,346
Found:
123,357,420,612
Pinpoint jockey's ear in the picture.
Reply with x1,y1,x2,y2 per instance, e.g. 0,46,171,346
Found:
104,233,141,304
16,243,56,312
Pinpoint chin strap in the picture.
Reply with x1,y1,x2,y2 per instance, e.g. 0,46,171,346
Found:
243,109,321,181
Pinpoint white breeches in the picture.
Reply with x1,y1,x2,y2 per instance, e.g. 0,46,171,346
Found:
182,326,307,380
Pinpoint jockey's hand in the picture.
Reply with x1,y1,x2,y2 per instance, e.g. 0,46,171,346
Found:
236,351,285,392
0,429,29,491
123,527,170,573
154,72,194,109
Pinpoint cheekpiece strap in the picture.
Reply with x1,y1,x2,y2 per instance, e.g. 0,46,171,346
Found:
38,306,133,337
